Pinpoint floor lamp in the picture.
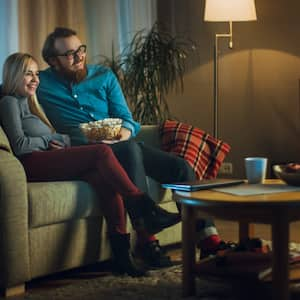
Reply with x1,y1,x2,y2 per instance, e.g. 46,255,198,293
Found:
204,0,257,138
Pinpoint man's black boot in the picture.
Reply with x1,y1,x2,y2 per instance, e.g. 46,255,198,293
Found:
143,198,181,234
135,240,174,269
109,233,148,277
124,194,181,234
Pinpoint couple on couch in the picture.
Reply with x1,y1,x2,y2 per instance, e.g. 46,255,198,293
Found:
0,27,228,277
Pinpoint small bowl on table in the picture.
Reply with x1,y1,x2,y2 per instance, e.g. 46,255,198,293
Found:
273,164,300,186
79,118,122,142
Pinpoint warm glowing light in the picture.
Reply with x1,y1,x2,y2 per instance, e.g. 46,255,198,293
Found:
204,0,257,22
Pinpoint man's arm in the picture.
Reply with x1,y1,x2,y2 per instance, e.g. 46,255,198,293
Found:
106,70,141,137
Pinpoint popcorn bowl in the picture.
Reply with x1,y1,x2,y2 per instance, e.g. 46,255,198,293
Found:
80,118,122,141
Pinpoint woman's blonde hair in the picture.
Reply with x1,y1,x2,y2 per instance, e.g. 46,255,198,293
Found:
2,52,55,132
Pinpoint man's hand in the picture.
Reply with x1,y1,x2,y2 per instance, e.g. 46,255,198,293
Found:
118,127,131,141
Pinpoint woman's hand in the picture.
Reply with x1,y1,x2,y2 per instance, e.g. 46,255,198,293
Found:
48,139,65,150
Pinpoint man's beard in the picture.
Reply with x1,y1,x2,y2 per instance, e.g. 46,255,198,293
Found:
56,60,87,83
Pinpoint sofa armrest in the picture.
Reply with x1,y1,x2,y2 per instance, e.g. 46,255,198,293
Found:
0,150,30,287
135,125,161,149
0,127,12,153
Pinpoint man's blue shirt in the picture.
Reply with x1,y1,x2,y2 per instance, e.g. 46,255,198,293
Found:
37,64,140,145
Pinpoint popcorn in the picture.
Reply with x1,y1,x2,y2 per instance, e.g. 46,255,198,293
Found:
79,118,122,141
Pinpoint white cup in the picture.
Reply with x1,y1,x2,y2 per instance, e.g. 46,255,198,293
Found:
245,157,268,184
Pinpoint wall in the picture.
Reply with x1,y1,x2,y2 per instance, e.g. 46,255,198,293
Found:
157,0,300,178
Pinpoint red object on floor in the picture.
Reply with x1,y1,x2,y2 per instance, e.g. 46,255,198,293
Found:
200,234,222,251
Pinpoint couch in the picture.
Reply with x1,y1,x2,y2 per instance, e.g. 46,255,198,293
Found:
0,125,181,297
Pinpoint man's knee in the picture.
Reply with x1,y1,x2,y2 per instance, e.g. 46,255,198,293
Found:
119,139,141,157
175,157,196,181
111,140,143,164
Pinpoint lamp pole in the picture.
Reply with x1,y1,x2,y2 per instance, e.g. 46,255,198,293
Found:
204,0,257,138
213,21,233,139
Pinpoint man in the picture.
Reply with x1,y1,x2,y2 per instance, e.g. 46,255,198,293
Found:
37,27,226,269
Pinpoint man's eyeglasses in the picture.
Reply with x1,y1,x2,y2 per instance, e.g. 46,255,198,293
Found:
56,45,87,60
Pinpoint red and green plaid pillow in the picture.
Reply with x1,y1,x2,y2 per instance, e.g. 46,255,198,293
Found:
160,120,231,179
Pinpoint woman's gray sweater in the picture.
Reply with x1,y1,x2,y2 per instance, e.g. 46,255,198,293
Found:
0,95,67,157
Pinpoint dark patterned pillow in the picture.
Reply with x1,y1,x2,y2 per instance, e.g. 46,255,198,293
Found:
160,120,230,179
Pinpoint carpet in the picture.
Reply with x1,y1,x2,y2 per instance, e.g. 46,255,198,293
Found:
3,263,300,300
3,241,300,300
0,262,283,300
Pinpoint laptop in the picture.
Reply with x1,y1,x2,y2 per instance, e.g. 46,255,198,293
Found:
162,178,245,192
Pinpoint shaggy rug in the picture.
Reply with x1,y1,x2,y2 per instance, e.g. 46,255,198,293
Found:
3,241,300,300
0,262,284,300
3,263,300,300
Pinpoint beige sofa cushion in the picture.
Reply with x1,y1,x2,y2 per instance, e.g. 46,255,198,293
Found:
28,181,102,228
28,178,174,228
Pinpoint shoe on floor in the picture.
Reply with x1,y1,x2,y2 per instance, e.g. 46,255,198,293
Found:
135,240,174,269
235,237,264,252
200,240,237,259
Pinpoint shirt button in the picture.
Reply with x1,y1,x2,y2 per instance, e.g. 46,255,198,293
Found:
74,94,78,98
90,113,94,117
80,107,83,110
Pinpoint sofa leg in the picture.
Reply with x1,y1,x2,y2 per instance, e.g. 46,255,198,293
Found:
4,284,25,297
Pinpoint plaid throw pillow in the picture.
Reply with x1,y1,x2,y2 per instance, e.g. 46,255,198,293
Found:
160,120,231,179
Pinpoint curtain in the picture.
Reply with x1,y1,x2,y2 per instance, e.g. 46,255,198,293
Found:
117,0,157,54
0,0,19,81
83,0,157,63
83,0,120,63
9,0,156,69
18,0,87,69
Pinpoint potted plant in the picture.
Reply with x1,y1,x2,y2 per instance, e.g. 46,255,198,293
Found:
101,23,196,125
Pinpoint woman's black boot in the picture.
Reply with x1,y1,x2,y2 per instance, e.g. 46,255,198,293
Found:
109,233,148,277
124,194,181,234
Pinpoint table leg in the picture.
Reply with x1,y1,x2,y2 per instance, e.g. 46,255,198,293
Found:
238,221,254,241
271,209,289,300
182,203,196,297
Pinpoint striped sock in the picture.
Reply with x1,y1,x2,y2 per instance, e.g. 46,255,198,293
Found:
199,234,222,250
196,219,221,250
136,229,157,246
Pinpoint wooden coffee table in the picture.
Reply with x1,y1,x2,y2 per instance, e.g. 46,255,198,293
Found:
174,179,300,300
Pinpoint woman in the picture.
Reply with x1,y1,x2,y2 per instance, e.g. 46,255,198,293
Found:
0,53,180,277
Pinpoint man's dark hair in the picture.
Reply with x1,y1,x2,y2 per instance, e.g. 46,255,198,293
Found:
42,27,77,65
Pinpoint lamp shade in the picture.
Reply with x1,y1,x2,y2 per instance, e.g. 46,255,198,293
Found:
204,0,257,22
